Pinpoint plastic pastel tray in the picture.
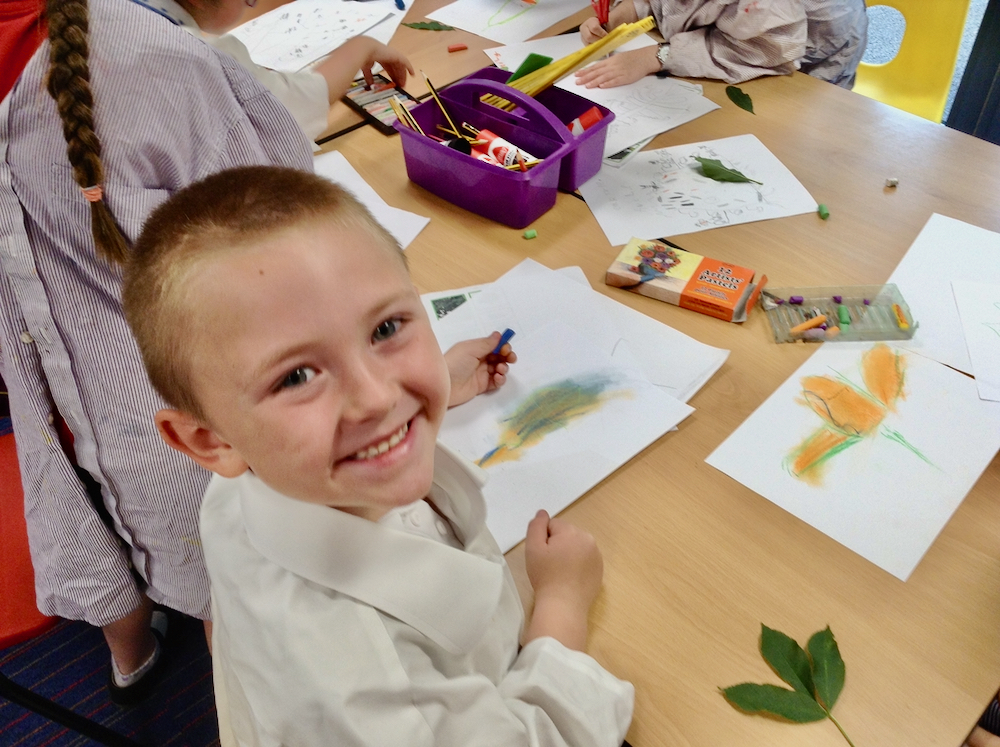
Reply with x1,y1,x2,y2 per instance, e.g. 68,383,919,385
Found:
762,284,918,343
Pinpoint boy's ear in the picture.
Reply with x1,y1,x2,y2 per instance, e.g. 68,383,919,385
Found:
155,409,249,478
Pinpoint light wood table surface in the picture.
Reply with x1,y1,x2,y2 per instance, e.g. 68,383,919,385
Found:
242,4,1000,744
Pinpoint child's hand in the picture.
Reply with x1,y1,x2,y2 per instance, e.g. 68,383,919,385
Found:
574,47,660,89
359,37,414,89
580,17,608,44
318,36,415,101
444,332,517,408
524,510,603,651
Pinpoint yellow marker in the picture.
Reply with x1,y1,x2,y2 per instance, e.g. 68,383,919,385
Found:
790,314,827,335
891,303,909,329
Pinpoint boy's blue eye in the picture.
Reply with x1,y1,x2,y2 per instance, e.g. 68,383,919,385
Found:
280,366,316,389
372,318,402,342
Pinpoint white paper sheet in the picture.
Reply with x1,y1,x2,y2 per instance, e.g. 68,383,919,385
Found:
706,343,1000,581
313,151,429,249
483,33,656,71
952,280,1000,401
227,0,389,72
484,36,719,157
440,321,693,551
426,259,729,403
579,134,817,245
428,0,589,45
357,0,409,46
887,214,1000,375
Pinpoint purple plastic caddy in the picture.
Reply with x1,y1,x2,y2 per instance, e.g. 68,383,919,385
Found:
394,69,614,228
462,67,614,192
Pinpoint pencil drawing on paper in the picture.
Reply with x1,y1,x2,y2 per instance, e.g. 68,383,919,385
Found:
478,374,630,467
785,343,935,485
591,143,785,233
232,1,385,70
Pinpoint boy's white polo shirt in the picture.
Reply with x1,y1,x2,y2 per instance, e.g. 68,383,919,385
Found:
231,443,505,655
201,442,634,746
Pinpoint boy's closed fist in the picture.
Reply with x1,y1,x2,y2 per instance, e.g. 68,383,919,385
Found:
524,510,603,650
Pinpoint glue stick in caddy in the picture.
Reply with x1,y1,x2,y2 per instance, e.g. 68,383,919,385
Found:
477,129,538,167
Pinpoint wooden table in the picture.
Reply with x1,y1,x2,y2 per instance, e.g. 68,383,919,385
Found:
245,3,1000,743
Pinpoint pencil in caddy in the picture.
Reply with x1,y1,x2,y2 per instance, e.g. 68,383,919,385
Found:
394,68,613,228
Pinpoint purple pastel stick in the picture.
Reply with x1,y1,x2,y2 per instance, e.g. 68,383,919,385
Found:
789,295,804,305
833,295,842,304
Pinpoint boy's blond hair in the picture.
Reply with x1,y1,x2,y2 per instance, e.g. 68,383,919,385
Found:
123,165,401,421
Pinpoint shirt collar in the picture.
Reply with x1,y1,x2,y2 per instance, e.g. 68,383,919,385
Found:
238,443,505,655
129,0,198,28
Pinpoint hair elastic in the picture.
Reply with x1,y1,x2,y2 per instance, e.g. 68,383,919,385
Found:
81,185,104,203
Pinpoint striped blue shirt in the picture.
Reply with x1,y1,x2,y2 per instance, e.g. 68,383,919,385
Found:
0,0,312,625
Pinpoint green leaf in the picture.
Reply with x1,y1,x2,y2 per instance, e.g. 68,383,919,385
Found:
760,625,815,696
807,627,846,711
401,20,455,30
726,85,754,114
693,156,762,185
721,683,827,722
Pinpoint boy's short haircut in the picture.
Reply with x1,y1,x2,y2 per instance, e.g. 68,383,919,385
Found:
123,165,402,421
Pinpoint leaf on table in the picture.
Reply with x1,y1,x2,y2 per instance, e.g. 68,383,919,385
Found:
401,20,455,30
807,627,846,710
760,625,815,696
726,85,754,114
693,156,762,185
721,683,827,722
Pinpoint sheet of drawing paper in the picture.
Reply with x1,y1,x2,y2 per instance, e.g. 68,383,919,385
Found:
227,0,389,72
887,214,1000,375
428,0,589,45
706,342,1000,581
952,280,1000,401
420,266,587,328
440,321,693,551
485,37,719,156
429,259,729,402
357,0,408,46
482,33,656,70
579,134,816,245
313,151,429,249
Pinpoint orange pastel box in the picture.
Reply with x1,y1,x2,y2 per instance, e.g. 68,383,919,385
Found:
605,237,766,323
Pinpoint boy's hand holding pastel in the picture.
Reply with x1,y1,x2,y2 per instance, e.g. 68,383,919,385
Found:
524,510,603,652
444,331,518,407
363,37,415,88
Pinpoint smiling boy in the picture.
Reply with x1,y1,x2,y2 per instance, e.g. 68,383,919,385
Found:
122,166,634,746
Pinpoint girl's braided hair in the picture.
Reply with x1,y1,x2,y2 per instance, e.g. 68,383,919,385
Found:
45,0,129,264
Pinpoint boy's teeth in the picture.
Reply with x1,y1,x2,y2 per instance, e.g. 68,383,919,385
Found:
354,422,409,461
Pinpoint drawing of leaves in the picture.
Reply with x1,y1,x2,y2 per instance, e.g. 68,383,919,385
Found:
693,156,762,185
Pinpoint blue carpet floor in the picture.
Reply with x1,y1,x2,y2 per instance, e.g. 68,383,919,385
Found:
0,614,219,746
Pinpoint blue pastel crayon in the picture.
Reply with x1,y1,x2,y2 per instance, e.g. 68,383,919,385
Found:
492,328,515,355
